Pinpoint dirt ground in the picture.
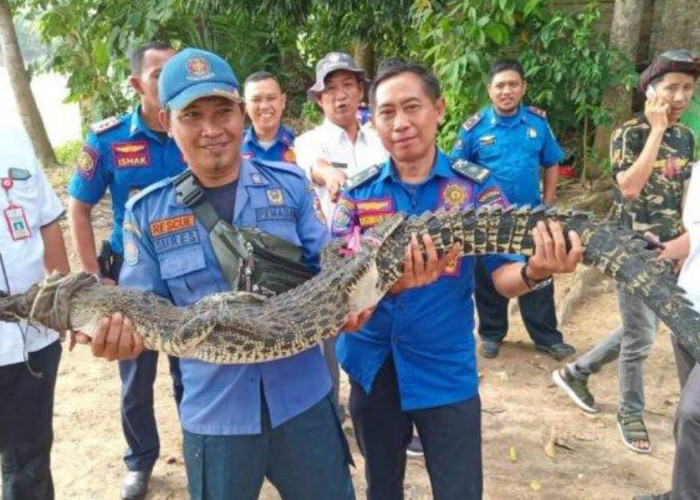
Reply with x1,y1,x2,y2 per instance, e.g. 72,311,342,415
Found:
30,182,683,499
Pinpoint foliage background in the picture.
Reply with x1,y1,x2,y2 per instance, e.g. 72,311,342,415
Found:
12,0,637,174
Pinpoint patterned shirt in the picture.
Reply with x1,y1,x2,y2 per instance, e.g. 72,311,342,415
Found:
611,114,695,240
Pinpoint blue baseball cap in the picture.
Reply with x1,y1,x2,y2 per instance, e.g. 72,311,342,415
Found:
158,48,242,110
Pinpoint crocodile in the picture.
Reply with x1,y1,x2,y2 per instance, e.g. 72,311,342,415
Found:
1,205,699,364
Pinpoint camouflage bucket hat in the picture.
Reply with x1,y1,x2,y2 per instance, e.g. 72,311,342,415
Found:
638,49,700,93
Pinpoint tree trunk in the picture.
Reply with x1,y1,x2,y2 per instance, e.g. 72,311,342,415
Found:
651,0,700,54
351,41,376,80
0,0,57,169
592,0,644,172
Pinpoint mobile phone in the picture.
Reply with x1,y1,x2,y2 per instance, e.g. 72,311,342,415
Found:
645,85,657,99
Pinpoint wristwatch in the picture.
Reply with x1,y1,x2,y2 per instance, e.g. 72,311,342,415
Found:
520,262,552,291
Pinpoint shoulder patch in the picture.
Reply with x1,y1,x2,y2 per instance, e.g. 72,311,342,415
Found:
89,116,121,135
126,176,175,211
527,106,547,118
252,158,305,178
451,159,490,184
345,164,382,191
462,112,483,132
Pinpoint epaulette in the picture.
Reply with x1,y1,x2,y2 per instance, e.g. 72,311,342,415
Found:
125,176,174,211
345,164,382,191
89,116,121,135
527,106,547,119
462,112,483,132
451,159,490,184
252,158,305,178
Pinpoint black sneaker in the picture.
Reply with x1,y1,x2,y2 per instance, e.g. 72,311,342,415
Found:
480,340,501,359
552,366,597,413
535,342,576,360
406,435,424,458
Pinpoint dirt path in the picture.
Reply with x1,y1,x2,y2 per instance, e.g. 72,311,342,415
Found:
42,184,679,499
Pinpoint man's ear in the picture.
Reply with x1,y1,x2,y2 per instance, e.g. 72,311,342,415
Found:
129,75,144,96
158,109,170,136
436,96,446,124
522,80,528,96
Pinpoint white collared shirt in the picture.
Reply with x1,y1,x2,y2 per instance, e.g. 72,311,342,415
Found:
0,163,64,366
295,118,387,224
679,162,700,311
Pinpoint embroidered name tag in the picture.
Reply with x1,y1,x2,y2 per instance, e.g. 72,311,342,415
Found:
356,198,394,213
476,187,503,206
153,229,200,253
256,206,297,221
112,141,151,168
150,214,196,237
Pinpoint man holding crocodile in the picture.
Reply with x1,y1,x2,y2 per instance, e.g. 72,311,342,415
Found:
331,59,582,500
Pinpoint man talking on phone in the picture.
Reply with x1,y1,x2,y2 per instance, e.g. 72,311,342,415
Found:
553,50,699,455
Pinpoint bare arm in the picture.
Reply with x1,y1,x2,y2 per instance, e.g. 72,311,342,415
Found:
492,220,582,298
542,166,558,205
68,198,99,274
40,219,70,274
615,97,669,200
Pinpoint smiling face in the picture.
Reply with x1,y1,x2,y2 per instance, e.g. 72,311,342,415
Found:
372,71,444,176
244,77,286,138
161,96,244,185
652,72,697,122
487,69,526,116
316,70,364,130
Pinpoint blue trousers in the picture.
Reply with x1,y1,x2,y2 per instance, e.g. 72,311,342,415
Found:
349,357,483,500
474,256,562,346
0,340,61,500
182,393,354,500
119,350,183,471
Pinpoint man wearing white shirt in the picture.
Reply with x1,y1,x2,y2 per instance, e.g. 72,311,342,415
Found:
295,51,387,422
295,51,387,226
0,163,69,500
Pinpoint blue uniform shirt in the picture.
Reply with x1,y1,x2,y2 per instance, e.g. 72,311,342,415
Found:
241,125,296,163
67,108,187,254
120,157,332,435
331,150,519,411
451,104,565,205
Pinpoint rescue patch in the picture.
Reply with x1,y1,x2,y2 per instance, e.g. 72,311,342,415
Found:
250,172,264,185
356,198,394,213
112,141,151,168
266,188,284,206
332,203,354,234
313,196,327,224
255,206,297,221
440,181,473,209
283,147,296,163
124,239,139,265
462,112,482,132
150,214,196,238
153,229,200,253
76,146,98,180
527,127,538,139
476,186,503,206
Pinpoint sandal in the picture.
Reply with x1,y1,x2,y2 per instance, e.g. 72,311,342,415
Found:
617,413,652,454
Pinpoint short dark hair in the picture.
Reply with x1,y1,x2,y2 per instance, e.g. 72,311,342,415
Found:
369,58,441,109
130,41,173,76
488,59,525,82
244,71,280,89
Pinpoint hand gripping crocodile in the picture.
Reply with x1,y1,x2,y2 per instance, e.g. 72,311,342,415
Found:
1,205,699,364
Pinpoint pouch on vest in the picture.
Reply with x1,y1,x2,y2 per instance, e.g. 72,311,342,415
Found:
174,170,313,295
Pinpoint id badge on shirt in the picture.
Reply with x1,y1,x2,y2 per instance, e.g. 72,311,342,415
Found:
4,204,30,240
